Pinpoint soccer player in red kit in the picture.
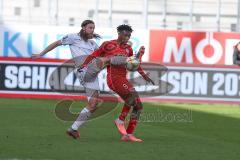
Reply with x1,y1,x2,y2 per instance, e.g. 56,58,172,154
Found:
80,24,154,142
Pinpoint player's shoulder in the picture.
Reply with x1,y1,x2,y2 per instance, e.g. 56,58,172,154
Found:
99,40,114,48
125,43,132,49
122,43,133,52
88,39,99,49
102,40,116,45
63,33,80,40
89,39,97,44
100,40,118,50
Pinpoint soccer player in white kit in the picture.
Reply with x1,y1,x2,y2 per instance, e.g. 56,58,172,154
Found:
32,20,101,139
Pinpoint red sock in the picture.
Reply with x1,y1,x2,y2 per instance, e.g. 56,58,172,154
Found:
126,118,138,134
118,104,131,121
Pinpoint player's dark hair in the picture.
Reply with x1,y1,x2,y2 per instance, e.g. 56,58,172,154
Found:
79,19,101,41
117,24,133,33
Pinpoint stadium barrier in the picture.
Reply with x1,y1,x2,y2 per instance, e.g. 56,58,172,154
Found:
0,57,239,104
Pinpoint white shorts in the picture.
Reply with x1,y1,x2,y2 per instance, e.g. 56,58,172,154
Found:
74,68,100,100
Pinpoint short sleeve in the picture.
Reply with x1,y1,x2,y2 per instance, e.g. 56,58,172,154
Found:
61,34,75,45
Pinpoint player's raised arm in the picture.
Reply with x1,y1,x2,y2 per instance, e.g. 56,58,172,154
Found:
31,40,62,59
135,46,154,84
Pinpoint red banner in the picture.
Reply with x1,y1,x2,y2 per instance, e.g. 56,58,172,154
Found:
149,30,240,65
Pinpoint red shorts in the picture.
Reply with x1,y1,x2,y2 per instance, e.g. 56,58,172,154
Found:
107,77,135,100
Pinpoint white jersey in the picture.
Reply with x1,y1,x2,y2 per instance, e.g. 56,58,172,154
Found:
61,33,98,67
61,33,100,94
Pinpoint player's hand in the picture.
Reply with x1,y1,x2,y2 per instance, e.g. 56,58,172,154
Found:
136,46,145,61
31,54,42,59
145,76,155,85
144,72,155,85
138,46,145,54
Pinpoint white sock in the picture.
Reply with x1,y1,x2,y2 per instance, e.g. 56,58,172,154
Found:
71,108,91,130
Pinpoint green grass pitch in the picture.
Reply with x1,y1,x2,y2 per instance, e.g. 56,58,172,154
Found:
0,98,240,160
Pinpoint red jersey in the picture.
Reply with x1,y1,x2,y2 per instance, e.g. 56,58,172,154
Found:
86,40,133,79
82,40,149,90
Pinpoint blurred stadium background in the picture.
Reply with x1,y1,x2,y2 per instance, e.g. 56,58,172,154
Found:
1,0,240,31
0,0,240,160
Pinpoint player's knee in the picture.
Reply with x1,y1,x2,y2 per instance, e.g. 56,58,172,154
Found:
125,92,139,106
87,97,100,112
131,107,142,120
130,97,142,108
126,98,135,106
134,100,143,111
91,98,99,106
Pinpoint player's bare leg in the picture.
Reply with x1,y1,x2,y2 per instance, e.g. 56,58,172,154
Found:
120,91,143,142
67,90,100,139
114,103,131,135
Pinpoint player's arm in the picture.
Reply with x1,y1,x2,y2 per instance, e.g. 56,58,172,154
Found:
137,67,154,85
135,46,154,84
31,40,62,59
